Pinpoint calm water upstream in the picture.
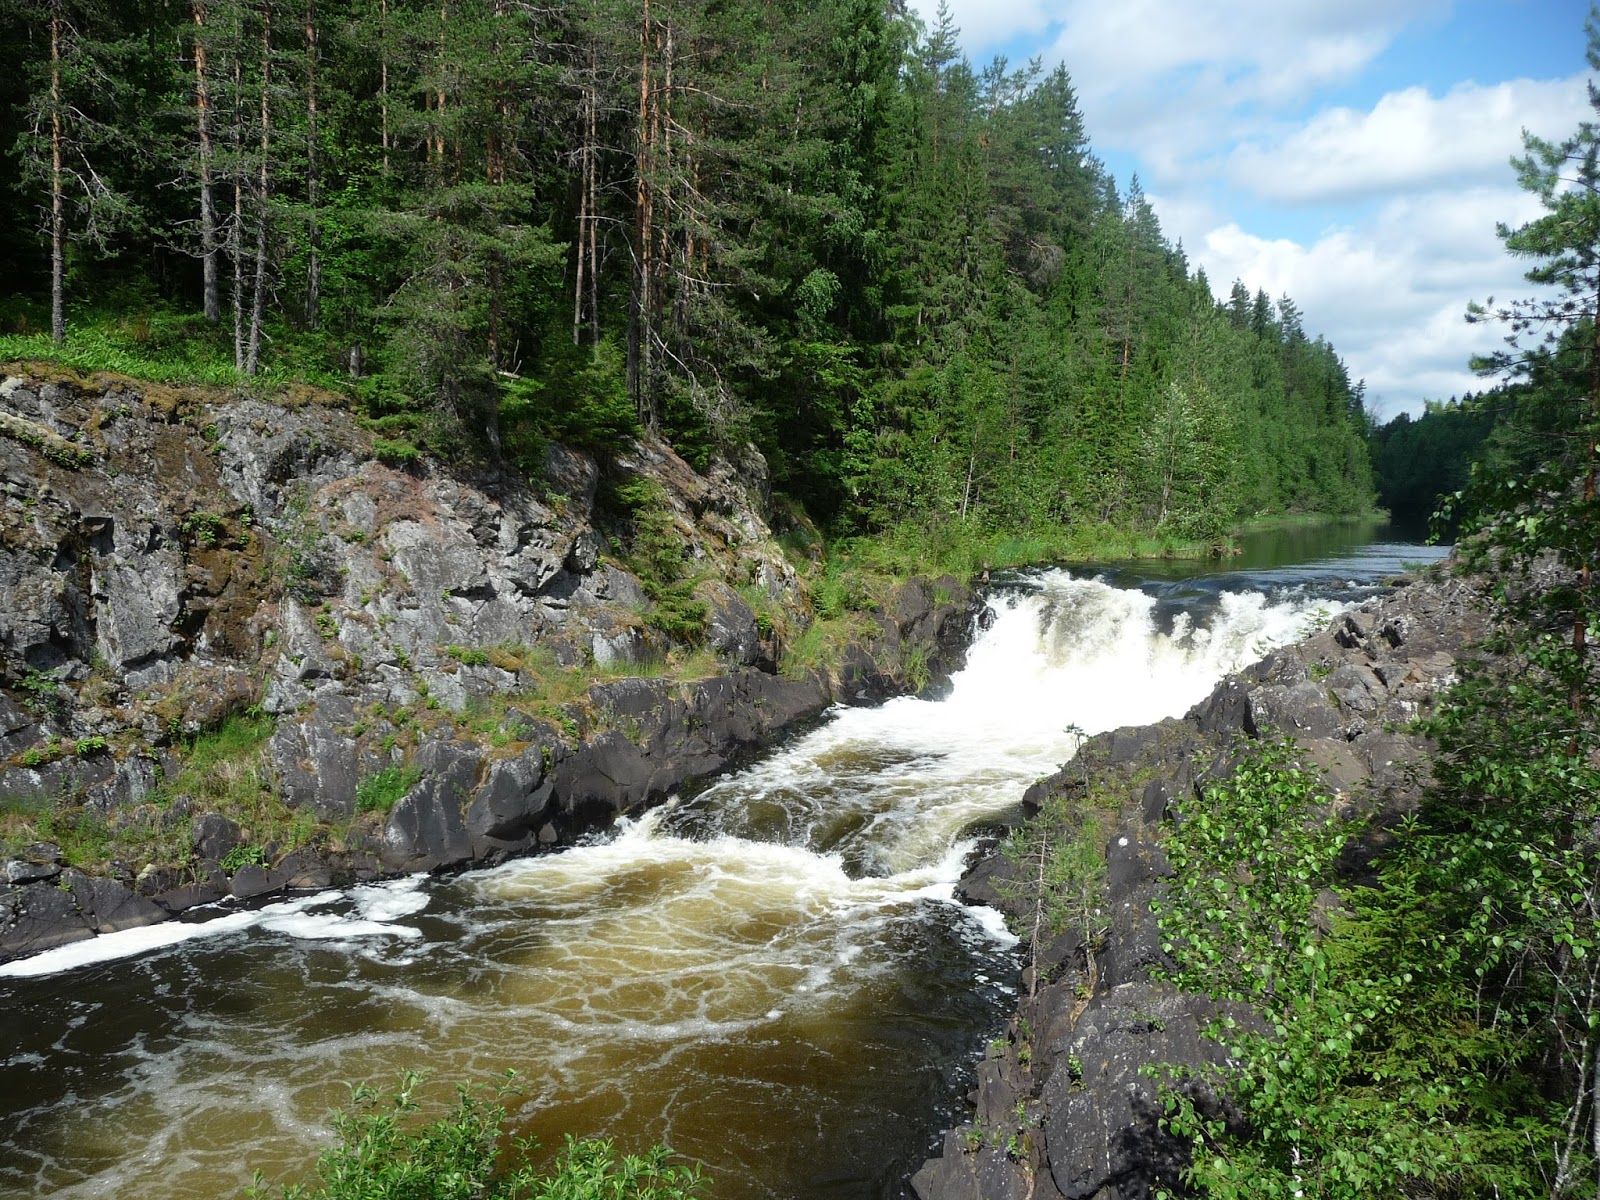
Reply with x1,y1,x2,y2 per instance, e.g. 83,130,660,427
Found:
0,525,1448,1200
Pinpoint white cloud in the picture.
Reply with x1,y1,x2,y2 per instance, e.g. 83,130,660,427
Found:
1042,0,1447,174
1228,76,1591,202
911,0,1058,54
1193,186,1552,420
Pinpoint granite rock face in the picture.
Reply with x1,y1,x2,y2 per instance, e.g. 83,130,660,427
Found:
916,573,1489,1200
0,369,978,964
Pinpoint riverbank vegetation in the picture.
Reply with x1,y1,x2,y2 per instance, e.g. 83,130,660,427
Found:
1148,15,1600,1197
245,1072,705,1200
0,0,1372,560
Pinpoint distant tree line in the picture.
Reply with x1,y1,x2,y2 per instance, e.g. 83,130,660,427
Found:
0,0,1374,539
1368,317,1593,533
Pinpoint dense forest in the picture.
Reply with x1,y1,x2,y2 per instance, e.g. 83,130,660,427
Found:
1367,398,1496,529
0,0,1373,544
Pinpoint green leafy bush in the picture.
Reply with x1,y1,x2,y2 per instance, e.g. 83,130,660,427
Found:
355,765,421,815
221,844,267,873
1149,738,1554,1199
248,1072,705,1200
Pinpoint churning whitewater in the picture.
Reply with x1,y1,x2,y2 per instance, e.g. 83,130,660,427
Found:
0,571,1339,1200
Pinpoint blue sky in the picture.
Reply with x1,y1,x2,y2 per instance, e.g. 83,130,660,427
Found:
907,0,1594,420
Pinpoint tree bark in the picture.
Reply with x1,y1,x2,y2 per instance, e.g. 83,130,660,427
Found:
378,0,389,174
245,0,273,376
231,52,245,368
586,41,600,348
49,0,64,344
573,61,592,346
304,0,320,329
434,3,448,166
629,0,654,427
194,1,220,322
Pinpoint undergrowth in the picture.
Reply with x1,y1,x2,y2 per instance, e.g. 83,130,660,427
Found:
0,712,322,872
246,1070,705,1200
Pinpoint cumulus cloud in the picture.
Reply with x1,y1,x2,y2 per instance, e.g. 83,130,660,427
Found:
1042,0,1446,170
1186,186,1551,420
1228,76,1591,202
913,0,1058,53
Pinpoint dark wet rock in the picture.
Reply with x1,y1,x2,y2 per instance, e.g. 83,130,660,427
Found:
703,582,763,666
0,879,93,959
228,863,275,900
191,813,243,862
152,864,228,913
1041,982,1220,1200
268,705,360,818
382,778,472,872
911,1132,1037,1200
4,857,61,884
67,872,167,933
466,751,555,857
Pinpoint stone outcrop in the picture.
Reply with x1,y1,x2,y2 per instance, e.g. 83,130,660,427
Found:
914,571,1489,1200
0,368,978,964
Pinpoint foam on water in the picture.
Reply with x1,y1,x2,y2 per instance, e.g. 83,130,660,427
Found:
647,572,1338,880
0,876,431,979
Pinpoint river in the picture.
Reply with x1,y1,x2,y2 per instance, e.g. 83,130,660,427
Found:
0,524,1447,1200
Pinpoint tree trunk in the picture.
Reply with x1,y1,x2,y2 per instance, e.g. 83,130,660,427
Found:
630,0,654,428
304,0,320,329
434,3,447,165
231,53,245,368
194,1,220,323
49,0,64,344
245,0,273,376
573,59,592,346
379,0,389,174
586,45,599,349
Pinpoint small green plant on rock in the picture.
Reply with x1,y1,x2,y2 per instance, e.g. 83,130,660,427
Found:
444,644,491,667
179,511,227,547
355,765,421,815
220,844,267,873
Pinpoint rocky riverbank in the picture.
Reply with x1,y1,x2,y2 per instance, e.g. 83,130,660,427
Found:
913,569,1489,1200
0,367,978,965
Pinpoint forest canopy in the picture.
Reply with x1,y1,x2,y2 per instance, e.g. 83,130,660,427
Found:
0,0,1375,541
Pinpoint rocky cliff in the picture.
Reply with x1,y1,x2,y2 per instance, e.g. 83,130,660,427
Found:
912,571,1488,1200
0,367,977,964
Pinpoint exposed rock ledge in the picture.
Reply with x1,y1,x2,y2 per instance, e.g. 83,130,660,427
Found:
0,368,978,965
914,570,1489,1200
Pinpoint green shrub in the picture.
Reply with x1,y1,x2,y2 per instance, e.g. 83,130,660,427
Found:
444,644,491,667
247,1071,705,1200
220,844,267,873
355,765,421,814
372,436,422,467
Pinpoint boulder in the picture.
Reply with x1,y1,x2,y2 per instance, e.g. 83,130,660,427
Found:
70,874,167,934
382,779,472,871
0,880,93,959
465,750,555,856
268,706,361,818
191,813,243,863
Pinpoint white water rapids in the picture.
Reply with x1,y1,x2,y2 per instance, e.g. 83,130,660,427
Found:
0,571,1343,1200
